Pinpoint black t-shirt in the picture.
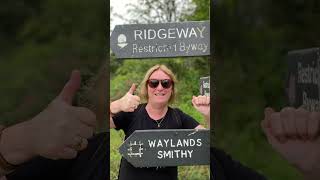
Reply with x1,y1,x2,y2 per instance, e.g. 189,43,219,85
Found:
112,104,200,180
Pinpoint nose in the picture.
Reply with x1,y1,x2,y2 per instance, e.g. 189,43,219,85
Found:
156,83,164,90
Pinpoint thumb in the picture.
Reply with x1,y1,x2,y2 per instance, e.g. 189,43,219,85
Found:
58,70,81,104
128,83,136,95
191,96,196,106
264,107,275,120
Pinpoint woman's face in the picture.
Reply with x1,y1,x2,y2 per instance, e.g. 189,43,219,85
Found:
147,69,173,105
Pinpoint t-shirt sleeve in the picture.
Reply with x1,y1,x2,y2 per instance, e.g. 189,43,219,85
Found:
175,108,200,129
112,111,133,131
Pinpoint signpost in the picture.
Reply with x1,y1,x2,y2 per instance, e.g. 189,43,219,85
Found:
112,20,211,168
119,129,210,167
286,47,320,111
110,21,210,58
200,76,210,96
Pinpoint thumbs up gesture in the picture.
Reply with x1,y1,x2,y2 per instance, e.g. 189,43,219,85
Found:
26,70,96,160
117,84,141,112
0,70,96,167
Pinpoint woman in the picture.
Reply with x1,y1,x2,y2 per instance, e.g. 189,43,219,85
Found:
110,64,210,180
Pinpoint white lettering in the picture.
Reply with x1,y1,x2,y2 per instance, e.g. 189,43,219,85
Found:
196,139,202,146
134,30,143,40
148,140,156,148
197,26,206,38
148,29,156,39
157,140,163,147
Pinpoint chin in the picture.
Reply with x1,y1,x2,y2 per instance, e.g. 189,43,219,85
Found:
151,99,170,105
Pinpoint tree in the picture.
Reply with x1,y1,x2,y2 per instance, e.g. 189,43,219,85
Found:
114,0,196,24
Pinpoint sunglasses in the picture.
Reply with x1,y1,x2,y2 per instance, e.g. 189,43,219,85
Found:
147,79,173,89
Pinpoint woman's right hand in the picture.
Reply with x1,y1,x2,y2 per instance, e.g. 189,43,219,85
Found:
111,84,140,114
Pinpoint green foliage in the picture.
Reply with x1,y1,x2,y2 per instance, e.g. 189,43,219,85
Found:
189,0,210,21
0,0,106,125
213,0,319,179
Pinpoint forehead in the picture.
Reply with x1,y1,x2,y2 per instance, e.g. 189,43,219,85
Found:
149,69,171,79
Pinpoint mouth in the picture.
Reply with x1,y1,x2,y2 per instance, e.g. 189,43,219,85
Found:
155,93,166,96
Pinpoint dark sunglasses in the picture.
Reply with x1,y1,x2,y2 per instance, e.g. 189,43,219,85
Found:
147,79,173,89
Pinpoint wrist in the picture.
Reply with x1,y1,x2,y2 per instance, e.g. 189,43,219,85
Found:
0,126,16,175
110,100,121,115
203,114,210,128
0,121,36,166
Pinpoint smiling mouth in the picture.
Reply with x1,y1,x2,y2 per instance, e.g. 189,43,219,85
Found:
155,93,166,96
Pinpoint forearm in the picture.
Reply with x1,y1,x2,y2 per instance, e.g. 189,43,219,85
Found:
0,121,35,166
204,114,210,129
110,100,122,116
109,100,121,129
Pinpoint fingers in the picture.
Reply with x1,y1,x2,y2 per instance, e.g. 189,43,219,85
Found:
121,85,141,112
75,122,94,139
75,107,97,127
133,95,141,102
78,138,88,151
261,107,278,144
269,112,287,143
295,108,308,140
264,107,275,124
267,107,320,143
308,112,320,139
68,136,89,151
58,70,81,104
192,95,210,106
280,107,297,139
54,106,95,158
261,107,274,133
58,147,78,159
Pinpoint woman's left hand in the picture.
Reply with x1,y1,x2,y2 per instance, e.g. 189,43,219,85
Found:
262,107,320,179
192,95,210,117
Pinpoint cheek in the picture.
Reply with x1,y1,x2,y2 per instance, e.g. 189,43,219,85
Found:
165,89,173,96
147,87,154,94
147,88,155,98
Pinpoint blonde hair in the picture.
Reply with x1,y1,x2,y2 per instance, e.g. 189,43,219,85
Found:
140,64,177,103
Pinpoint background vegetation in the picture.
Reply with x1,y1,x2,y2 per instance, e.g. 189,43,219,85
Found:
213,0,320,180
0,0,107,129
